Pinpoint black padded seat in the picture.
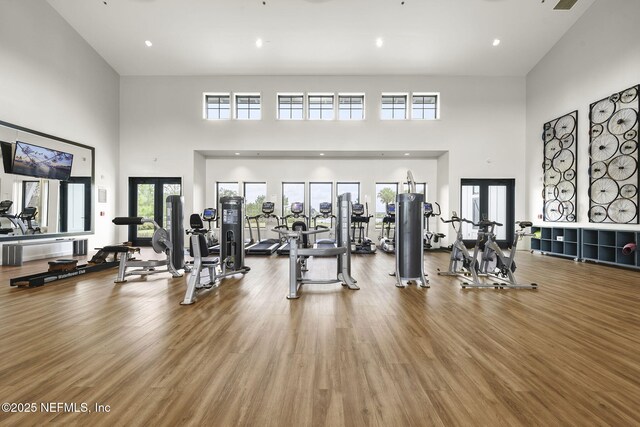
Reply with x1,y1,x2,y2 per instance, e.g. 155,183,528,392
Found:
102,245,133,253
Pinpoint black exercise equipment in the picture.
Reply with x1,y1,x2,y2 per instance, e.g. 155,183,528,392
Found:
277,202,308,255
312,202,337,252
350,202,376,254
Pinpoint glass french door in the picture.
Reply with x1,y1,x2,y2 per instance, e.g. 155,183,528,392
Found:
460,179,514,247
59,177,91,232
128,177,181,246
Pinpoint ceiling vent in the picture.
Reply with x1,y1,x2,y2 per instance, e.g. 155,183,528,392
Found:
554,0,578,10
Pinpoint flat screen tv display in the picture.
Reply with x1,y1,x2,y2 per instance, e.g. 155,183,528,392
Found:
0,141,14,174
12,141,73,180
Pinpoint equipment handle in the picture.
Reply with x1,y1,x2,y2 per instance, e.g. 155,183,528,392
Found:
112,217,145,225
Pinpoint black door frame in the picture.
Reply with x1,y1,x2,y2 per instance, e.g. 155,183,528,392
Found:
128,177,181,246
461,178,515,247
59,176,92,232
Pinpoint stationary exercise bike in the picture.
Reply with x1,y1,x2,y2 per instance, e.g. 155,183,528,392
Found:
378,203,395,253
476,220,538,289
423,202,446,250
437,212,483,286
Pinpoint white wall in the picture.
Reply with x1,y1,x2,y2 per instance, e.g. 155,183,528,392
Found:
0,0,120,251
526,0,640,231
205,157,438,241
119,75,526,243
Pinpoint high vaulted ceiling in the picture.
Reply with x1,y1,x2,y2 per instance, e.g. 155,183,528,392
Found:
47,0,595,77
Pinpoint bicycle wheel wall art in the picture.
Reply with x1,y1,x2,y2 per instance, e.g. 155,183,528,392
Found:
589,85,639,224
543,110,578,222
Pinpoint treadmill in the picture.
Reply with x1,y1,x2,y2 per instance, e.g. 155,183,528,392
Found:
277,202,308,255
246,202,282,255
312,202,337,253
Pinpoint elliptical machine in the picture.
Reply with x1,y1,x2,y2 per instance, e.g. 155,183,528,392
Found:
378,203,395,253
350,203,376,254
18,207,41,234
423,202,445,251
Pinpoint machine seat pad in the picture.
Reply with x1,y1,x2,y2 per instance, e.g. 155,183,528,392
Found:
102,245,135,253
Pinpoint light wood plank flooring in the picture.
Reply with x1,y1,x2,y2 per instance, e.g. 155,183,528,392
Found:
0,250,638,426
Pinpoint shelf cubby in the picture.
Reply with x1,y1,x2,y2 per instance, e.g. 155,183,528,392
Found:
580,228,640,271
582,244,598,260
531,225,581,259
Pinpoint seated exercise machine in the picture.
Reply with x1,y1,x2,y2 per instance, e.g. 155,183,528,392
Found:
181,196,251,305
111,195,184,283
246,202,282,255
476,219,538,289
277,202,308,255
350,202,376,254
379,203,395,253
392,171,429,288
187,208,218,248
423,202,446,251
312,202,337,252
273,193,358,299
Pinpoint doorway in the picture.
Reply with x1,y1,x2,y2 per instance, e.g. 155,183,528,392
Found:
128,177,181,246
460,179,515,247
59,177,91,232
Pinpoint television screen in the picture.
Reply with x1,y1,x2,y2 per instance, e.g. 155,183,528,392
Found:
12,141,73,180
0,141,14,174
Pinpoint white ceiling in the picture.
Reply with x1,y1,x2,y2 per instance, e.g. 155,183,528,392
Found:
47,0,596,77
197,150,447,159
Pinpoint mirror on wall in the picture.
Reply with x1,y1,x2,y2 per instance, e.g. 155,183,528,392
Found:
0,120,94,240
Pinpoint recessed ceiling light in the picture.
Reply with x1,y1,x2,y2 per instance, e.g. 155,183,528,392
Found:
319,153,325,156
145,40,153,47
256,38,263,48
492,39,501,47
376,37,383,48
235,152,240,155
404,153,410,156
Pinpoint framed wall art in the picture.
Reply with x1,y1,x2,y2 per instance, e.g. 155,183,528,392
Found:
588,85,639,224
543,110,578,222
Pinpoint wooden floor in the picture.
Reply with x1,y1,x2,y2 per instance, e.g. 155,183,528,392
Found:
0,249,638,426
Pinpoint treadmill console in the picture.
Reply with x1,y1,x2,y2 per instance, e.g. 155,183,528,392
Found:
386,203,396,216
424,202,433,216
0,200,13,214
202,208,216,221
319,202,332,215
352,203,364,216
262,202,275,214
21,206,37,220
290,202,303,215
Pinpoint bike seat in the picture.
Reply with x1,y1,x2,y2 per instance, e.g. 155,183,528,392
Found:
517,221,533,228
478,220,503,227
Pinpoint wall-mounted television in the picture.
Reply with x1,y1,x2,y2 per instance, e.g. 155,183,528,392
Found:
12,141,73,181
0,141,14,174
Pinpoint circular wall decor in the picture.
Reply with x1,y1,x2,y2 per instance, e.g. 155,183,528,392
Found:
542,111,578,222
589,84,639,224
